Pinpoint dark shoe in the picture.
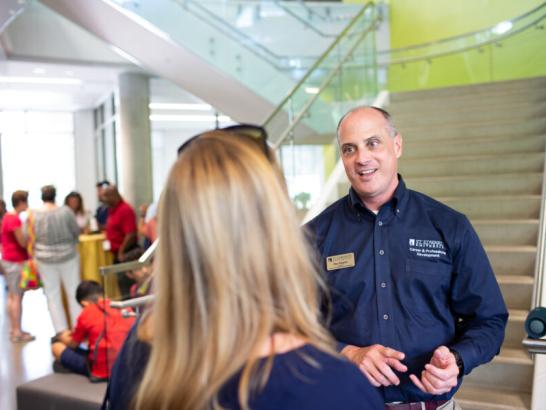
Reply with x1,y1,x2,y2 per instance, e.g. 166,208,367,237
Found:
50,331,63,344
52,360,71,374
89,375,108,383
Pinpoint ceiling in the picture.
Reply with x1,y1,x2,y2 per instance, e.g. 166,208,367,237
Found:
0,0,214,113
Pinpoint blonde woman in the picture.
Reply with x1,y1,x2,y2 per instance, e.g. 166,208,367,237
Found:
104,126,382,410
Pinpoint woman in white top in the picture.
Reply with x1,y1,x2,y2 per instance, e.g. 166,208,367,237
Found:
64,191,91,234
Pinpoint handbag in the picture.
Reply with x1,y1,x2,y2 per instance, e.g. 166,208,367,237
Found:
19,211,43,290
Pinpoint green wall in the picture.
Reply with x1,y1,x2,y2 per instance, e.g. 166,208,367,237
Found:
345,0,546,91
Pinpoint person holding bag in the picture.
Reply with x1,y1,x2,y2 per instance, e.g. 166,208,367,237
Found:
33,185,81,334
1,190,35,343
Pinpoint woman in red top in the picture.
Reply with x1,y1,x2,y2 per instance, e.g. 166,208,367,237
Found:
1,190,34,343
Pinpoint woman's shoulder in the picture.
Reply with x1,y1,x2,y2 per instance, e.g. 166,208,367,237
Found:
251,345,383,409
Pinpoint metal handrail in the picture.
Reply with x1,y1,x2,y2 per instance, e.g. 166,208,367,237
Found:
179,0,287,69
377,2,546,56
271,17,378,150
378,11,546,67
523,337,546,355
272,1,338,38
180,0,358,69
99,239,156,277
110,294,155,309
262,2,374,131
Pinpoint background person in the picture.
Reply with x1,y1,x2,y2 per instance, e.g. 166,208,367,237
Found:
105,128,383,410
305,106,508,409
95,180,110,231
64,191,91,234
1,190,34,343
102,185,138,298
33,185,81,334
51,280,134,381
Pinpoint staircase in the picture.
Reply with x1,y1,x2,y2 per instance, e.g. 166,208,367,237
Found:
389,76,546,410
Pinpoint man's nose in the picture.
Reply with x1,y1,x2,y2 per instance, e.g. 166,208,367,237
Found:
355,147,371,164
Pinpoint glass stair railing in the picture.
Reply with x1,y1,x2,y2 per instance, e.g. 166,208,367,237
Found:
272,2,546,211
262,3,379,211
380,2,546,91
110,0,362,105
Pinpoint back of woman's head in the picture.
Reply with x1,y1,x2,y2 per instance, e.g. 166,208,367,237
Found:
135,131,332,410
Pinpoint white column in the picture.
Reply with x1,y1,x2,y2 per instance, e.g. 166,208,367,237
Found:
117,72,153,208
73,109,97,212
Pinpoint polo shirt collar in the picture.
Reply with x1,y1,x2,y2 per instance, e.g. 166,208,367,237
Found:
348,174,408,218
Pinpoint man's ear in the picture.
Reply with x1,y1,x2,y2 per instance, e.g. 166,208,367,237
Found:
394,133,403,159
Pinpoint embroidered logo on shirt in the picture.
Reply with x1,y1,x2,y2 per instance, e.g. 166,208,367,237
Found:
326,253,355,271
408,238,446,259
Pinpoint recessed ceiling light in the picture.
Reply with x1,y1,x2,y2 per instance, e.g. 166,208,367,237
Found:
33,68,46,75
304,87,320,95
64,70,74,76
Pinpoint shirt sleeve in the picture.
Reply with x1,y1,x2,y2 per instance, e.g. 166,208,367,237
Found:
448,217,509,375
71,308,90,344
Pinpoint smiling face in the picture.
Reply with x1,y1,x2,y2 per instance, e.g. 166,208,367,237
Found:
338,108,402,212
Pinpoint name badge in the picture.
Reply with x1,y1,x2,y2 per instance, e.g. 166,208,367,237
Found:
326,252,355,271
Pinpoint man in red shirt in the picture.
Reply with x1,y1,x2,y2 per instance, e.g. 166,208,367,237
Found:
102,185,138,297
1,190,34,343
51,280,135,380
103,185,137,262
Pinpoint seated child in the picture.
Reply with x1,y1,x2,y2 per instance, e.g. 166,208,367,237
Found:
51,280,135,382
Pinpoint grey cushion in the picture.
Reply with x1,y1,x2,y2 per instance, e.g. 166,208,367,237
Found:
17,373,106,410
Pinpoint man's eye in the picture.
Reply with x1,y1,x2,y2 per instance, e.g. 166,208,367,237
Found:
342,146,355,155
367,139,380,148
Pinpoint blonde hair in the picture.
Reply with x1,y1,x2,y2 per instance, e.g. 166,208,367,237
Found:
134,131,334,410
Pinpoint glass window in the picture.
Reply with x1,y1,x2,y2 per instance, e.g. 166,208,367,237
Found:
0,110,76,209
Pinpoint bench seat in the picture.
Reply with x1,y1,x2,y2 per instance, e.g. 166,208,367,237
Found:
17,373,107,410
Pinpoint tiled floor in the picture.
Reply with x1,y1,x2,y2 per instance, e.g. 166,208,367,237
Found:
0,276,55,410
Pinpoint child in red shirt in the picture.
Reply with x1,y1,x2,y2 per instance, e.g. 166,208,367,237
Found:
51,280,134,381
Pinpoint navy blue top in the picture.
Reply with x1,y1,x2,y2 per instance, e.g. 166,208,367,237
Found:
305,176,508,403
95,204,109,228
103,326,383,409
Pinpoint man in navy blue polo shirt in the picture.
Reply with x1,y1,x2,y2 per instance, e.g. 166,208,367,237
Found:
305,106,508,409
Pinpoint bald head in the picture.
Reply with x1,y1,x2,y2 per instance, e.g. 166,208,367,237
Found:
102,185,122,207
337,106,398,141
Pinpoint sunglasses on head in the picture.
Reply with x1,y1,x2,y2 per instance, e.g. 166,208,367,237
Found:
177,124,270,160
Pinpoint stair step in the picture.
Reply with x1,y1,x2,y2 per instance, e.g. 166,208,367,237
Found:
497,276,534,311
464,348,533,393
391,77,546,102
399,117,546,142
392,100,546,127
485,246,536,277
505,309,530,349
403,133,546,159
473,220,539,247
439,195,541,220
405,173,543,197
455,384,531,410
400,152,544,178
